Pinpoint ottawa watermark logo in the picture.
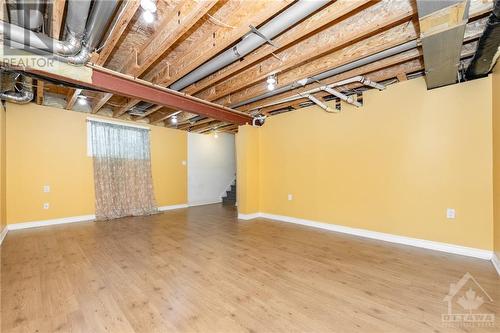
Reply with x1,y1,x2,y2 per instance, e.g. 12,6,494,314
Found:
442,272,495,328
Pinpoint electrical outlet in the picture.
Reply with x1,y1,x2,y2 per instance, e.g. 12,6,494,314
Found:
43,203,50,210
288,194,293,201
446,208,456,219
43,185,50,193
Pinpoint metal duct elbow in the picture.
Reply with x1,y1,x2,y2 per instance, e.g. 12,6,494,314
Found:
465,0,500,79
1,0,92,56
0,75,33,104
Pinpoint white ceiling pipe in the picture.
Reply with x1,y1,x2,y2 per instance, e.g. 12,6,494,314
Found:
251,75,384,111
306,94,338,113
170,0,330,91
230,40,414,108
321,86,362,107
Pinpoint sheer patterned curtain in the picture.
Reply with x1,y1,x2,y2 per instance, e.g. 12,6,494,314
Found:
89,120,157,220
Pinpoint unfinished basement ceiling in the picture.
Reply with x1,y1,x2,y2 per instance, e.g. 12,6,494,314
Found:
25,0,497,133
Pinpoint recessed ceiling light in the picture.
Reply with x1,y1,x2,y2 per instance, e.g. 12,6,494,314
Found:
142,10,155,24
141,0,157,13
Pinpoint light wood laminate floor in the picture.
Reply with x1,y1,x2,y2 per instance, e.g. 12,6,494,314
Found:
1,204,499,332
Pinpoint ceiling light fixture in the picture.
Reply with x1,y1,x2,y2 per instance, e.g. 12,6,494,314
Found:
267,74,277,91
171,115,178,124
142,10,155,24
77,96,87,105
141,0,157,13
213,131,218,139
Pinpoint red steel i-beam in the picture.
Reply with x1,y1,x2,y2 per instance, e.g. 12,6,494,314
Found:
25,66,253,125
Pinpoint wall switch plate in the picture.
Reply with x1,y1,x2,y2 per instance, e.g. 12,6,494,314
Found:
288,194,293,201
43,203,50,210
446,208,456,219
43,185,50,193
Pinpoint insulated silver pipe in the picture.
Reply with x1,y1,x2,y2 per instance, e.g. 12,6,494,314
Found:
9,0,44,31
170,0,330,91
0,0,92,56
2,0,119,65
85,0,120,50
231,40,418,108
0,74,33,104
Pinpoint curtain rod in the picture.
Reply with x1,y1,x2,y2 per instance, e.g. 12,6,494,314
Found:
87,116,150,130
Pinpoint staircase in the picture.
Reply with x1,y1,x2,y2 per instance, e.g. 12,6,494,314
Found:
222,181,236,206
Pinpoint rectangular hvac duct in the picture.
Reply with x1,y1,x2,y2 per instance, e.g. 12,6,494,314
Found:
417,0,470,89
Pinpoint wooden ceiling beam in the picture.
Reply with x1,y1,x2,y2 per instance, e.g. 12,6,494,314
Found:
50,0,66,39
164,112,198,127
134,105,163,119
183,0,373,95
95,0,141,67
189,120,220,132
236,16,484,111
231,21,418,110
178,116,214,130
94,0,218,116
128,0,219,78
114,98,144,117
36,80,44,105
150,0,294,87
195,0,415,102
66,88,82,110
149,110,180,124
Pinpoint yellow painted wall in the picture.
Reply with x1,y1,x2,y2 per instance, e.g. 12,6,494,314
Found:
236,125,260,214
238,77,493,250
0,104,6,233
493,65,500,259
6,103,187,225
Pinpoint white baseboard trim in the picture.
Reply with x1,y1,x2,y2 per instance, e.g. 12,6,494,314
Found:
238,212,492,260
158,204,189,211
188,200,222,207
491,253,500,276
8,214,96,231
237,212,262,220
0,225,8,245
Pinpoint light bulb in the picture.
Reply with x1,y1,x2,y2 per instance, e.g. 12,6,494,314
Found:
267,83,275,91
171,116,178,124
141,0,157,13
142,10,155,24
77,96,87,105
214,132,218,138
266,76,276,84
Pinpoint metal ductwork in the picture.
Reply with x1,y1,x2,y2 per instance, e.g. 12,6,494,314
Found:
416,0,470,89
231,41,414,109
7,0,44,31
0,72,33,104
169,0,330,91
1,0,120,64
1,0,92,56
465,0,500,79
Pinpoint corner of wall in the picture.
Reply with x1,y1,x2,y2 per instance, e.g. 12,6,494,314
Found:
236,125,261,215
